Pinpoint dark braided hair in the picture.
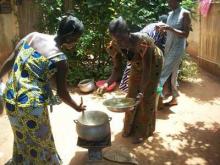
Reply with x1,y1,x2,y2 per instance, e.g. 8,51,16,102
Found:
108,16,129,34
55,14,84,45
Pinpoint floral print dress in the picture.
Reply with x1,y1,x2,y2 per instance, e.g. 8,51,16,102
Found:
107,32,163,139
3,40,66,165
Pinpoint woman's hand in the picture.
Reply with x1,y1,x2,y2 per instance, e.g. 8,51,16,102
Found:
156,24,172,32
75,97,86,112
96,83,108,96
135,92,144,106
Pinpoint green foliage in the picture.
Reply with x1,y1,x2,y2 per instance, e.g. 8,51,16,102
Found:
34,0,63,33
181,0,198,19
35,0,197,85
179,53,199,81
66,0,169,85
110,0,169,31
181,0,198,10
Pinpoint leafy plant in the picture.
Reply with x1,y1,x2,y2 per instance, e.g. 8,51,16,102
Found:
181,0,198,19
34,0,63,33
35,0,197,85
179,53,199,81
65,0,169,85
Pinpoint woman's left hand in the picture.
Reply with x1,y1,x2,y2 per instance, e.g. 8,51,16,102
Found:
135,92,144,106
96,83,108,96
156,24,171,32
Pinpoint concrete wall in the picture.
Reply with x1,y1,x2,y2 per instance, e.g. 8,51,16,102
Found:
186,15,200,58
0,0,41,67
16,0,40,38
0,0,19,66
187,1,220,77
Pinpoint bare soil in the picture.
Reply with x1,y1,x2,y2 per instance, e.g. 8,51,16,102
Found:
0,67,220,165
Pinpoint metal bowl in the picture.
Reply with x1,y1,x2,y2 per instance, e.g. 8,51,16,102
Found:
78,79,96,93
103,97,138,113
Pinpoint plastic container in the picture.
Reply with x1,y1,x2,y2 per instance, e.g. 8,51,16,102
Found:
96,80,117,92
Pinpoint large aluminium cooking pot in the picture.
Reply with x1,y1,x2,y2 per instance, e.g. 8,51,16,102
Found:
74,111,112,141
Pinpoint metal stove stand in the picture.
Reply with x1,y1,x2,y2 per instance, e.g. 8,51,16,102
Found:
77,135,111,161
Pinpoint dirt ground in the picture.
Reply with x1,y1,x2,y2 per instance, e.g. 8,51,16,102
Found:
0,67,220,165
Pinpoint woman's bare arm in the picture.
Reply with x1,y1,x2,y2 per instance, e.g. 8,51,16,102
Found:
106,53,123,85
55,60,86,112
157,11,191,38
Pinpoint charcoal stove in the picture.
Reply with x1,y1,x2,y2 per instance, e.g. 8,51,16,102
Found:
77,134,111,161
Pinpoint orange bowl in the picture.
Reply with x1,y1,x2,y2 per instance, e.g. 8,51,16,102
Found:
96,80,117,92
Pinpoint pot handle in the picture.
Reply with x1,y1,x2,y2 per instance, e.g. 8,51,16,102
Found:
73,120,79,124
108,117,112,122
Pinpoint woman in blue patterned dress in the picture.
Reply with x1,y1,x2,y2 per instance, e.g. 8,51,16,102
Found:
0,15,86,164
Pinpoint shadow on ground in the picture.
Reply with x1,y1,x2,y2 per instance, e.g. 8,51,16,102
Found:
110,121,220,165
156,106,174,120
69,121,220,165
179,69,220,103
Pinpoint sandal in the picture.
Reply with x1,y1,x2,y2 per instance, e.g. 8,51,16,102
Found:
164,99,178,106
